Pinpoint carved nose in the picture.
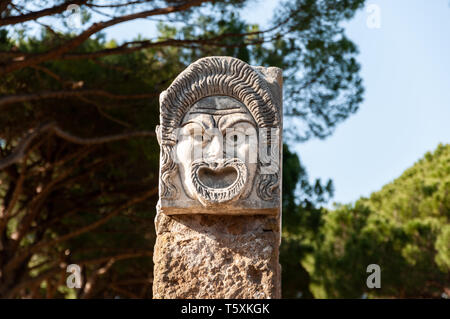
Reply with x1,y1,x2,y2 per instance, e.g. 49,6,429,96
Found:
209,162,218,169
204,135,223,160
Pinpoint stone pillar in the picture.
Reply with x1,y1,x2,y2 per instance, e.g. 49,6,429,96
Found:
153,56,282,299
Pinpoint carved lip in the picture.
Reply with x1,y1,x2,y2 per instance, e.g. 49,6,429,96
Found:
191,158,247,207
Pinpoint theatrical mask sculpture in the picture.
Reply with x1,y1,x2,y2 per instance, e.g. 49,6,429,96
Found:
156,56,281,215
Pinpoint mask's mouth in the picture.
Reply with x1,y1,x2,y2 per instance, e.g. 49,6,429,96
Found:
191,158,247,206
198,166,237,189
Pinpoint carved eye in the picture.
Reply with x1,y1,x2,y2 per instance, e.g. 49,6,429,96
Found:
190,131,210,145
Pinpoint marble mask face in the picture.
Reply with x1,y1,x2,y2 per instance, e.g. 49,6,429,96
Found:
175,96,258,206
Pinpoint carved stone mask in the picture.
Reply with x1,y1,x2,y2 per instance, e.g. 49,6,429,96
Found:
156,56,281,215
175,96,257,206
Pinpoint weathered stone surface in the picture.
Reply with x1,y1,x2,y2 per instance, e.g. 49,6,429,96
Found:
153,56,282,299
153,214,281,298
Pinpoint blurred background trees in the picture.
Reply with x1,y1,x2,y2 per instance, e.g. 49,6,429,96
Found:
0,0,447,299
312,144,450,298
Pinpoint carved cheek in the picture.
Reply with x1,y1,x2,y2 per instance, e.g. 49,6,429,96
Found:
237,128,257,164
235,143,249,162
175,137,194,165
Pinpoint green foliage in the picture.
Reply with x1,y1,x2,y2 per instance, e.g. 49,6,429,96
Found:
0,31,178,297
0,0,365,298
153,0,366,141
312,144,450,298
264,0,365,141
280,144,332,298
365,143,450,222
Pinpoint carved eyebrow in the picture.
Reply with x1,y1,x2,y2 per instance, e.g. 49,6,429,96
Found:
191,106,243,111
219,119,256,133
181,120,202,127
181,113,216,129
180,121,206,131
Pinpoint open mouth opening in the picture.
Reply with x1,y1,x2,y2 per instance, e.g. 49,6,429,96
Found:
197,166,238,189
190,158,247,206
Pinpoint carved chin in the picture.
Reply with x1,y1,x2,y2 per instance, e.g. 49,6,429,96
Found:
190,158,247,207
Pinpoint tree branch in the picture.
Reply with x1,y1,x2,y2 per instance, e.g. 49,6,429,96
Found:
77,251,153,267
0,122,155,171
0,0,211,73
0,2,288,65
0,89,158,108
87,0,153,9
76,95,132,128
58,36,269,60
0,0,87,26
0,0,12,15
3,187,157,279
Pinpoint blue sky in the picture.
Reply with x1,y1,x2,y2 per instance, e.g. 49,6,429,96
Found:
102,0,450,206
295,0,450,205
